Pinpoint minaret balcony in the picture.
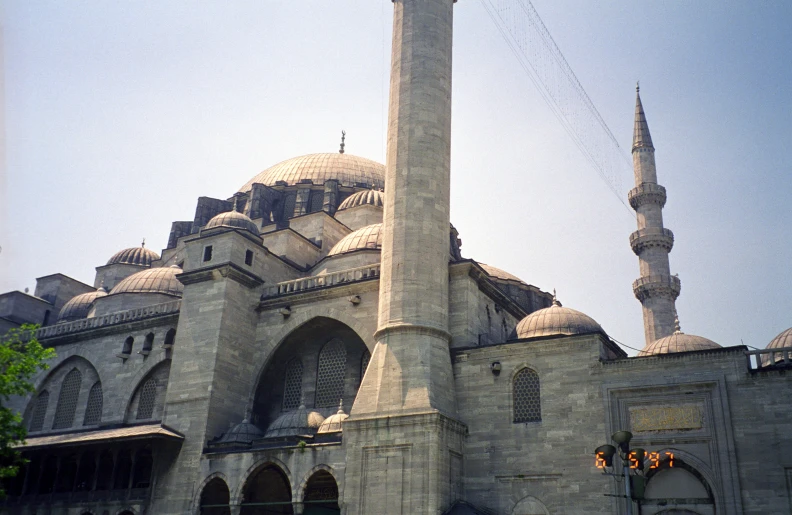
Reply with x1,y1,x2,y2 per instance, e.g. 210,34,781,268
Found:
629,227,674,255
632,274,681,302
628,183,667,210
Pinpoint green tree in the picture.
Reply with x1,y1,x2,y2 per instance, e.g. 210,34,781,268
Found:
0,324,55,498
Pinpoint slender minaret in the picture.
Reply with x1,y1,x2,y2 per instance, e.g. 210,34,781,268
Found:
629,85,681,347
352,0,456,416
345,1,462,513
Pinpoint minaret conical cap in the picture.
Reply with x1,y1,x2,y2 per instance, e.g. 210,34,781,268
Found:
632,84,654,151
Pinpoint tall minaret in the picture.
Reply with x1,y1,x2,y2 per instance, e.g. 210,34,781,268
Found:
345,1,462,513
629,85,681,347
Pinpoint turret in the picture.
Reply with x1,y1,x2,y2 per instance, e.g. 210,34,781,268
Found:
628,86,680,346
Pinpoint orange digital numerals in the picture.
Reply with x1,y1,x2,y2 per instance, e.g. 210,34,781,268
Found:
595,451,607,469
627,451,641,469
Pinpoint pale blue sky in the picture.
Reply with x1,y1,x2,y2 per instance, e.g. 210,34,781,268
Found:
2,1,790,353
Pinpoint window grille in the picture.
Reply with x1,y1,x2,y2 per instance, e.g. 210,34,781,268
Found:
53,368,82,429
136,379,158,420
315,339,347,407
309,191,324,213
361,350,371,381
29,391,49,432
282,359,303,410
282,193,297,219
83,382,103,426
513,368,541,423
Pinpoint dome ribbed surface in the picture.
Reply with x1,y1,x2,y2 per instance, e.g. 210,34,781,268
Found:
57,289,108,322
106,246,160,266
205,210,260,236
317,404,348,434
337,189,385,211
238,153,385,192
216,419,265,445
762,327,792,365
110,266,184,297
516,301,604,339
638,332,721,356
479,263,525,284
328,223,382,256
264,405,325,438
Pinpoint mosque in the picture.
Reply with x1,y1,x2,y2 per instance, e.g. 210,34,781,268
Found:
1,1,791,514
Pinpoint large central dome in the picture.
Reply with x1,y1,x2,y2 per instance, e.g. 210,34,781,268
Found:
238,153,385,193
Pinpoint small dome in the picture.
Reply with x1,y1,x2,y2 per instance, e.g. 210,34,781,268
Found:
337,189,385,211
516,297,605,339
107,245,160,266
639,333,721,356
264,404,325,438
327,224,382,256
479,263,526,284
762,327,792,365
216,418,265,446
57,289,108,322
110,266,184,297
238,153,385,193
205,210,260,236
317,401,349,434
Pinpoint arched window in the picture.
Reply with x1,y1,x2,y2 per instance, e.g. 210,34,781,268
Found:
513,368,541,423
122,336,134,355
303,470,340,512
282,359,303,411
53,368,82,429
142,332,154,353
241,464,292,514
200,477,231,515
164,327,176,347
83,381,103,426
29,390,49,432
360,349,371,382
315,339,347,407
136,379,158,420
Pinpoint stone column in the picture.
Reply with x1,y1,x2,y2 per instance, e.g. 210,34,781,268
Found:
629,86,680,346
345,1,465,514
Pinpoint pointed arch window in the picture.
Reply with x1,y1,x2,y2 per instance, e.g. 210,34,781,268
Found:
164,328,176,348
29,390,49,432
53,368,82,429
315,339,347,407
83,381,103,426
282,359,303,411
142,332,154,354
513,368,541,423
136,379,158,420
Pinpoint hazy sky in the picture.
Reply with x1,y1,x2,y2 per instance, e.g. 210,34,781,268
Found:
2,1,790,354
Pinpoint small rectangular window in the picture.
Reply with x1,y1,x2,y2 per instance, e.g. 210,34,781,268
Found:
245,250,254,266
203,246,213,262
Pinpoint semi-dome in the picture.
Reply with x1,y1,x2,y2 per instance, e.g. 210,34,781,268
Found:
107,245,160,266
205,210,260,236
264,404,325,438
57,288,108,322
317,401,349,434
479,263,526,284
327,224,383,256
238,153,385,193
638,317,720,356
762,327,792,365
110,265,184,297
337,189,385,211
515,297,605,339
215,418,265,446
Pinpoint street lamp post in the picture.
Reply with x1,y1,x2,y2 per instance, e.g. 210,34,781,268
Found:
594,431,647,515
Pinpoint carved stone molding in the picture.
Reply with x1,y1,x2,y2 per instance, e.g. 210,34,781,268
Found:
633,274,681,301
630,227,675,255
628,182,667,209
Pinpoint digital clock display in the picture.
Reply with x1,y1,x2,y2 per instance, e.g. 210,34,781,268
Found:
595,451,673,469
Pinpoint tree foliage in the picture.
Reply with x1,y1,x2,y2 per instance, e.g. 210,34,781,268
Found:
0,324,55,497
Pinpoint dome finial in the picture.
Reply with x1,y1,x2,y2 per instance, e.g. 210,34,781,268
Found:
552,289,562,307
141,238,146,248
636,80,640,93
674,309,682,334
338,398,344,414
339,130,346,154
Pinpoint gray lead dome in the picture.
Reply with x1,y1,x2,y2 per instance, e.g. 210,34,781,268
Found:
337,189,385,211
106,246,160,266
205,210,260,236
110,266,184,297
516,299,605,339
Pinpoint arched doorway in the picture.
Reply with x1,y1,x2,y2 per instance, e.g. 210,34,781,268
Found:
641,459,715,515
303,470,340,514
200,477,231,515
241,464,293,514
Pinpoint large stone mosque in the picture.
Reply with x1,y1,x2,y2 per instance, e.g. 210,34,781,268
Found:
1,2,791,514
